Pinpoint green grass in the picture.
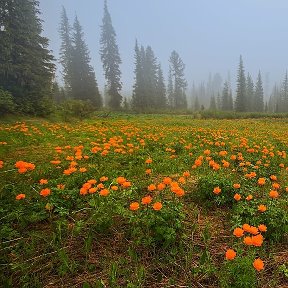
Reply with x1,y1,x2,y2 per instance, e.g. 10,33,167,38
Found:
0,113,287,287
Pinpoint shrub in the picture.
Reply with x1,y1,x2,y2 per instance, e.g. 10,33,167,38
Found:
0,88,15,115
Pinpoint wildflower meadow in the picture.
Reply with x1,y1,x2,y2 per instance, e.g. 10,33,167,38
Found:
0,114,287,287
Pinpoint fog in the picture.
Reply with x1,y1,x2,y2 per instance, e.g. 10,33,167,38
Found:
39,0,288,101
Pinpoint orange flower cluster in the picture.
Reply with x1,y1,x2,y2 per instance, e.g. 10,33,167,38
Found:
232,224,266,247
15,161,35,173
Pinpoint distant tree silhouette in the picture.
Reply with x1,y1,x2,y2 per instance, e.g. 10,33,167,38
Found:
71,16,102,107
235,55,246,112
100,0,122,109
168,50,187,109
254,71,264,112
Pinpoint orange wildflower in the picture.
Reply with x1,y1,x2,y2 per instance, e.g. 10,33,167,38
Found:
88,187,97,194
50,160,61,165
213,186,221,195
145,158,152,164
148,184,156,191
146,169,152,175
152,202,163,211
249,226,259,235
122,181,131,188
99,189,109,196
257,178,266,186
234,193,241,201
242,223,251,232
270,175,277,181
16,193,26,200
130,202,140,211
141,195,152,205
117,176,126,185
233,227,244,237
183,171,190,177
0,160,3,168
163,177,172,185
253,258,264,271
39,179,48,185
80,187,88,195
57,184,65,190
272,182,280,190
87,179,97,184
225,249,236,260
111,185,118,191
79,167,87,173
269,190,279,199
157,183,166,191
258,204,267,212
258,224,267,232
233,183,241,189
40,188,51,197
243,236,253,245
246,194,253,201
100,176,108,182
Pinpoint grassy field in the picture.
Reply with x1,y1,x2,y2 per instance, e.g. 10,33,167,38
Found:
0,114,287,288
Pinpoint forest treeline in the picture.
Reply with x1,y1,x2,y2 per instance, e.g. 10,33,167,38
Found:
1,0,288,116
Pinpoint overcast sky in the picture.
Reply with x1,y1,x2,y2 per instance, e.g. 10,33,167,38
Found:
39,0,288,96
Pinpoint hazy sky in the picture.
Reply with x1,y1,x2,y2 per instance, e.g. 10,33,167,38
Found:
39,0,288,96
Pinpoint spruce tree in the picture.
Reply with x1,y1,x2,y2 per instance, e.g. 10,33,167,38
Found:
59,6,73,94
132,41,145,111
228,89,234,110
235,55,246,112
167,69,174,108
169,50,187,109
0,0,55,114
221,81,230,111
254,71,264,112
155,64,167,109
71,16,102,107
280,71,288,112
100,0,122,109
246,73,254,111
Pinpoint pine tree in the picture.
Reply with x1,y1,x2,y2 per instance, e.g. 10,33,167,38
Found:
0,0,55,114
280,71,288,112
221,81,230,110
254,71,264,112
246,73,254,111
71,16,102,107
169,50,187,109
100,0,122,109
228,89,234,110
59,6,73,94
235,55,246,112
143,46,158,108
155,64,166,109
167,69,174,108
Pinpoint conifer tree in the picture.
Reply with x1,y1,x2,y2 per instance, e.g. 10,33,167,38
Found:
0,0,55,114
246,73,254,111
132,41,145,110
228,89,234,110
167,69,174,108
100,0,122,109
168,50,187,109
235,55,246,112
280,71,288,112
71,16,102,107
59,6,73,94
155,64,167,109
221,81,230,111
254,71,264,112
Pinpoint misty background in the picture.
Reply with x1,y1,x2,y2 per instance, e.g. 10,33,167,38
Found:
39,0,288,107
